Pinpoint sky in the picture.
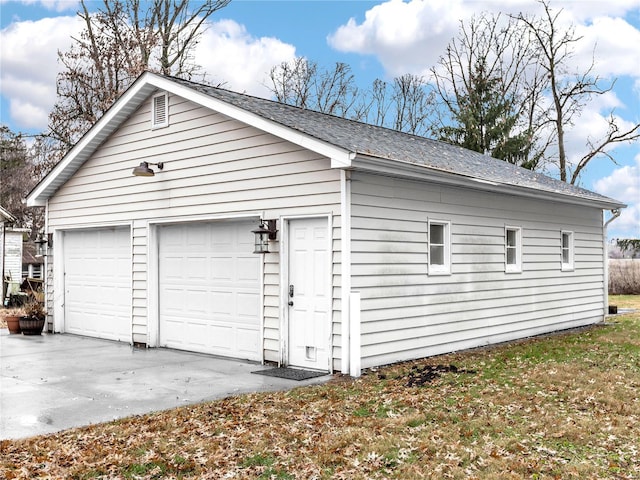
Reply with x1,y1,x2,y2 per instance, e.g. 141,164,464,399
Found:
0,0,639,240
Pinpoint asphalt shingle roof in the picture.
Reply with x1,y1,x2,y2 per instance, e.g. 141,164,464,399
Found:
168,76,623,208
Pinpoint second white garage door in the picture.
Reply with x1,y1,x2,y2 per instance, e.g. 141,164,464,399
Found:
158,220,261,360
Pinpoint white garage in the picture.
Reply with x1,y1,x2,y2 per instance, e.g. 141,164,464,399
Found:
158,220,261,360
63,227,131,342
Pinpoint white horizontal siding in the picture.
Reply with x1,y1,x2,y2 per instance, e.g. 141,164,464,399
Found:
47,93,342,359
351,172,605,369
3,232,23,283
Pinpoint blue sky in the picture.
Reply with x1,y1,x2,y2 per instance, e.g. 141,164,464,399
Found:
1,0,638,239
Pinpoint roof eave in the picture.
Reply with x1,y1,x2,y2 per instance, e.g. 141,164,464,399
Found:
27,72,354,206
351,154,626,211
27,72,160,207
0,205,17,222
148,75,354,166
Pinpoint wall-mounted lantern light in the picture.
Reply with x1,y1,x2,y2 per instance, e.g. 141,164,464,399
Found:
252,220,277,254
132,161,164,177
35,232,52,257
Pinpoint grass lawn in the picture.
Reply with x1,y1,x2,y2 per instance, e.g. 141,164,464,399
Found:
1,296,639,479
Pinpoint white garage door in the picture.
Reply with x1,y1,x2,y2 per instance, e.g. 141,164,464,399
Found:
158,220,261,360
64,227,131,342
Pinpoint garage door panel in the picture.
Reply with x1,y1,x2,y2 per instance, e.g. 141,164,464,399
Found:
159,220,260,360
210,257,233,281
187,289,209,314
237,328,260,354
237,292,260,320
64,227,131,342
237,257,260,282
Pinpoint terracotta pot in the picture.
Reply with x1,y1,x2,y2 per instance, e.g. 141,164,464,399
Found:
4,315,22,334
19,316,46,335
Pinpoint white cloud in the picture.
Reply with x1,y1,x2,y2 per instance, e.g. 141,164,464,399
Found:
573,16,640,81
328,0,470,77
563,92,638,166
193,19,296,97
0,15,295,131
0,0,78,13
0,15,81,130
328,0,640,84
556,0,640,22
594,154,640,238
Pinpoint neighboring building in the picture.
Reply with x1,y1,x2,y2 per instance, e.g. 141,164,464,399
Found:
26,72,625,375
23,242,45,280
1,221,29,304
1,206,17,303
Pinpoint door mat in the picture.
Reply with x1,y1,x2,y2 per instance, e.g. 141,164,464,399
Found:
252,367,328,381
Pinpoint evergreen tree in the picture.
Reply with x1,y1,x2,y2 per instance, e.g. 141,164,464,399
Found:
438,60,538,168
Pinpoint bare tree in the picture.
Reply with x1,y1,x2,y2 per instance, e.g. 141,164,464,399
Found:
349,78,392,126
152,0,231,76
315,62,359,117
268,60,434,135
268,59,359,117
0,126,44,235
431,12,548,169
49,0,230,153
369,78,392,127
517,1,640,183
391,74,434,136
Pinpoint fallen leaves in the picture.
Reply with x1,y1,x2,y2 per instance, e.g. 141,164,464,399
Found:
2,300,640,478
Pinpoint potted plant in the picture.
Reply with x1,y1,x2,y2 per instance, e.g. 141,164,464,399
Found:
19,297,46,335
1,307,24,334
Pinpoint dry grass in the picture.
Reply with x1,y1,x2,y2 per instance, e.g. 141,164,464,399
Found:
1,296,639,479
609,259,640,294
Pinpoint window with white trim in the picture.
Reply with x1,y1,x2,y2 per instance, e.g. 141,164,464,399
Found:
152,92,169,128
561,231,574,271
505,226,522,273
428,220,451,275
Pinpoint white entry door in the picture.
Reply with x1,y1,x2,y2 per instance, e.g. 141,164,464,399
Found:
287,218,330,370
158,220,261,360
63,227,131,342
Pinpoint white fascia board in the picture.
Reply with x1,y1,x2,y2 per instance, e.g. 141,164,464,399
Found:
353,154,627,211
27,71,354,207
27,72,158,207
146,75,355,168
0,205,16,222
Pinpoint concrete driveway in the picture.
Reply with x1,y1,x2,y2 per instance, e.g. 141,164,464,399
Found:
0,331,330,440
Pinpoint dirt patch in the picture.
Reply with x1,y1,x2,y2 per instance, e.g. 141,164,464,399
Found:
401,364,477,386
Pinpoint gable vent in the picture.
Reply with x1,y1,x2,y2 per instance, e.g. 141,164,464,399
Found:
152,93,168,128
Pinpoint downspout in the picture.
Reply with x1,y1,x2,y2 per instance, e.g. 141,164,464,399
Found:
603,208,621,318
340,169,352,374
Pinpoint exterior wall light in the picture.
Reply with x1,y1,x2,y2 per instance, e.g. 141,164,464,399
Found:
252,220,277,254
35,232,52,257
132,161,164,177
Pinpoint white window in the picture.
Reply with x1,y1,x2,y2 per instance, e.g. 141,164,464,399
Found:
428,220,451,275
152,92,169,128
33,264,42,279
561,231,574,271
505,226,522,273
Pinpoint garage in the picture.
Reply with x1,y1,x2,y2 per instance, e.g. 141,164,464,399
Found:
158,220,261,360
63,227,132,342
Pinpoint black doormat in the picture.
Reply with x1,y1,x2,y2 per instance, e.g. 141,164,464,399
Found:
252,367,327,381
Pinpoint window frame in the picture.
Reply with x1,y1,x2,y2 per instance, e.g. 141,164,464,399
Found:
561,230,574,271
151,92,169,129
505,226,522,273
428,219,451,276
